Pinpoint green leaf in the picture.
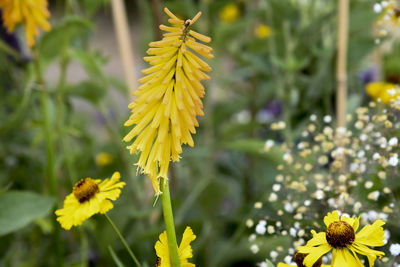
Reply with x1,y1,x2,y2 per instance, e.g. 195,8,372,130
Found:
108,246,125,267
0,191,55,236
38,16,93,64
265,259,275,267
69,49,107,83
65,80,107,104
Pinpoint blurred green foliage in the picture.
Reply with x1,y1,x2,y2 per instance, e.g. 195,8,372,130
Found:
0,0,396,266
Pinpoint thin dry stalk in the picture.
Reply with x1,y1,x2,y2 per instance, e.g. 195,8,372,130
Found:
336,0,349,128
110,0,136,96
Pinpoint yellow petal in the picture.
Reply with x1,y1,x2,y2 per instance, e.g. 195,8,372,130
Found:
300,243,332,266
355,220,385,247
324,210,339,228
179,227,196,259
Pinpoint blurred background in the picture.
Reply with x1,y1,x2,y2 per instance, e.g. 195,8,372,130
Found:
0,0,399,266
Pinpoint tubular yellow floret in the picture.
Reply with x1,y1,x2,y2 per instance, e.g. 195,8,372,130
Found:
124,8,212,195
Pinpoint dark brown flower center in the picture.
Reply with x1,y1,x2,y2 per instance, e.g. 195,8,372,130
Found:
326,221,355,248
73,178,99,203
294,252,322,267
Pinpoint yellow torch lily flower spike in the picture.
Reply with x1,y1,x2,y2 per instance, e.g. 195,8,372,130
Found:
123,8,213,195
0,0,51,47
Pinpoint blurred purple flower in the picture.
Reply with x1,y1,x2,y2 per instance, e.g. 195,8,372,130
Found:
94,111,106,125
94,108,117,125
256,99,282,123
358,66,378,85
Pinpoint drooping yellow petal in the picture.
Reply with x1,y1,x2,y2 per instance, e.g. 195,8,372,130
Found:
179,227,196,260
355,220,385,247
301,243,332,266
331,248,361,267
155,226,196,267
351,242,385,267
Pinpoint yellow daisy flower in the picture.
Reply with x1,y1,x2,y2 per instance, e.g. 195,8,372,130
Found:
219,3,240,23
155,226,196,267
366,82,399,104
254,24,271,39
123,8,212,195
0,0,51,47
55,172,126,230
297,211,385,267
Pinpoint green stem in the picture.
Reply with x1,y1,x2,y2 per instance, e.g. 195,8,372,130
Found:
80,228,88,267
160,178,180,267
0,39,20,60
105,214,142,267
33,49,64,267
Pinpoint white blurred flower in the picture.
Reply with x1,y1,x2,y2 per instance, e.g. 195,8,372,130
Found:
246,219,254,228
236,110,251,124
284,203,294,213
264,140,274,151
367,191,380,201
374,3,382,13
249,234,256,242
267,225,275,234
290,227,297,237
269,192,278,202
251,244,259,254
314,189,325,200
272,184,281,192
350,162,359,172
255,220,267,235
323,115,332,123
284,255,293,264
360,133,368,141
365,181,373,189
389,154,398,166
384,230,391,245
270,251,278,259
389,137,398,146
390,243,400,256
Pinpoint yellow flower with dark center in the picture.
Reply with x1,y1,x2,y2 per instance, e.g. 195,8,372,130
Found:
219,3,240,22
55,172,125,230
366,82,399,104
254,24,271,39
297,211,385,267
0,0,51,47
123,8,212,195
155,226,196,267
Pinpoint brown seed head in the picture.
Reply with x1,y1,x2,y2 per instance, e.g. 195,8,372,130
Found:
326,220,355,248
73,178,99,203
